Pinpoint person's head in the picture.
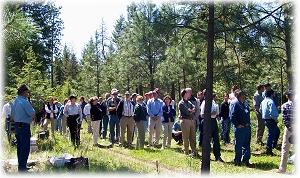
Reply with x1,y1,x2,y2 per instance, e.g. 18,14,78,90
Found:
181,89,189,100
131,93,137,101
212,93,217,101
185,88,192,98
144,92,150,100
149,91,153,99
69,94,77,104
197,91,204,100
136,95,143,104
257,84,264,93
152,90,158,99
124,91,131,100
17,84,30,98
80,96,85,102
53,100,58,106
223,92,229,102
235,89,246,103
111,90,118,99
98,97,103,102
264,83,271,90
63,98,69,105
49,96,54,104
231,85,237,92
105,93,110,100
265,89,275,98
286,90,294,100
163,95,172,105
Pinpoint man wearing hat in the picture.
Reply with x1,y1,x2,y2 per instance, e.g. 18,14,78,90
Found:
263,83,279,107
117,91,135,147
63,94,83,149
11,84,36,172
277,90,295,173
260,89,280,155
107,89,121,147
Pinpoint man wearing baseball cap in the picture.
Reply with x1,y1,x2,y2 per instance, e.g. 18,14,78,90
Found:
11,84,36,172
263,83,279,107
260,89,280,156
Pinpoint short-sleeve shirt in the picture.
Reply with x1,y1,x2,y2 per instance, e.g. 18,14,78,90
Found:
253,91,264,107
11,95,35,124
107,98,120,115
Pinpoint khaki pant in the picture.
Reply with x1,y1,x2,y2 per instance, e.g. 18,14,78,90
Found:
62,115,67,134
148,116,162,146
180,119,197,154
86,114,93,133
162,121,173,148
279,127,293,172
135,121,145,149
43,118,56,135
120,116,135,145
91,120,101,145
255,111,265,143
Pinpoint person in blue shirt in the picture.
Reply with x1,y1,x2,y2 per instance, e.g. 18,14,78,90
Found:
260,89,280,156
262,83,279,107
230,89,251,167
146,90,163,147
11,84,36,172
172,120,183,145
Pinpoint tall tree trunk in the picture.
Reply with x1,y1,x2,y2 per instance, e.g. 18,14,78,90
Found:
139,84,143,95
284,6,292,89
171,83,175,102
201,2,214,175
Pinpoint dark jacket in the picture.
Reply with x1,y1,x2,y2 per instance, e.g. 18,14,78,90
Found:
162,104,176,123
219,101,229,119
90,103,103,121
133,103,147,122
117,99,135,119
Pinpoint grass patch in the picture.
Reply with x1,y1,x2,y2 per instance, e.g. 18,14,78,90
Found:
1,112,294,175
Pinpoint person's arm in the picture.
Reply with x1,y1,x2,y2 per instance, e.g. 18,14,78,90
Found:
229,102,242,128
157,101,164,117
63,105,68,117
179,102,191,116
24,100,36,119
45,104,51,113
78,104,83,123
147,101,155,118
269,101,279,121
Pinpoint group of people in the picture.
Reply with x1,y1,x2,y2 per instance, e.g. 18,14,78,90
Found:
2,82,295,174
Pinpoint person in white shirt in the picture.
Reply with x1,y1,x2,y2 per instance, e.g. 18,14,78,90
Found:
117,91,135,147
200,93,224,162
2,100,12,120
229,85,237,102
83,100,92,133
43,96,58,135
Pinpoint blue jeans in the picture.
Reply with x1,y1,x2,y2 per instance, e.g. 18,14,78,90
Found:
221,117,231,143
198,118,204,145
264,120,280,153
102,116,109,139
15,123,31,172
234,125,251,165
55,118,62,133
109,115,120,144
